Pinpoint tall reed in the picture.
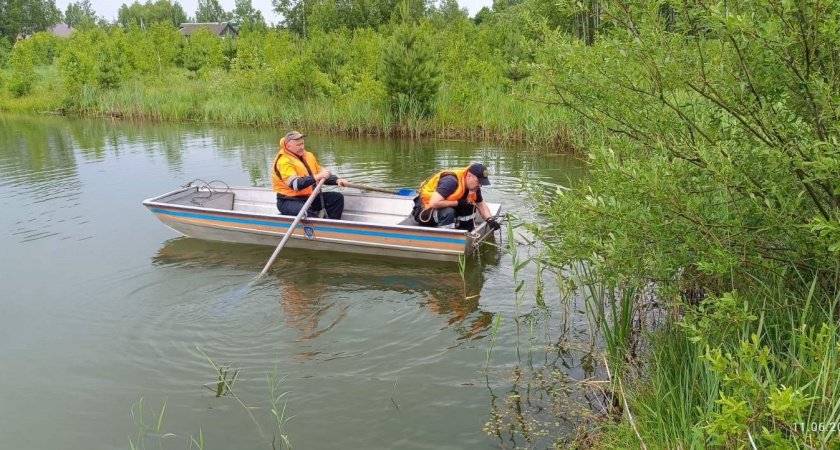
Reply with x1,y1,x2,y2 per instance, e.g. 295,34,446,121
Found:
1,66,584,152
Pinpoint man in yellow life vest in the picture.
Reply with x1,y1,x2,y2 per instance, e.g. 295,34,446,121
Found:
272,131,350,219
412,163,501,231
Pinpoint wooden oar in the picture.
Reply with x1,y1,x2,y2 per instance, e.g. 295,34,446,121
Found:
259,179,326,275
216,180,325,314
345,182,416,196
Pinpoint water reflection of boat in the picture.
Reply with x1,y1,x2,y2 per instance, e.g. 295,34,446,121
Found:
153,237,499,340
144,185,502,261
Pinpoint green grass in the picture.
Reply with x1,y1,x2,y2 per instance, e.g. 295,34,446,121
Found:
0,66,584,152
578,273,840,450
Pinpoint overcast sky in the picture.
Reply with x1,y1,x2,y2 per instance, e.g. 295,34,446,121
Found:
53,0,491,24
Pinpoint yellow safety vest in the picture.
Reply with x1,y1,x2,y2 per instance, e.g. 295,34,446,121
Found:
418,167,477,209
272,138,323,198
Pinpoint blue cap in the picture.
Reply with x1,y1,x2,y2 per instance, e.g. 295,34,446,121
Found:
468,163,490,186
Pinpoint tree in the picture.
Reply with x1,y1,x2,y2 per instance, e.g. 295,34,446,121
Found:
272,0,311,37
195,0,231,23
182,26,225,75
231,0,266,31
381,5,440,116
0,37,11,68
473,6,490,24
274,0,419,35
116,0,187,28
65,0,98,31
433,0,467,24
123,21,180,76
0,0,62,42
7,41,36,97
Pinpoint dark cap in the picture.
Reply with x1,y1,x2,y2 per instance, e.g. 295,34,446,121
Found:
285,131,306,141
468,163,491,186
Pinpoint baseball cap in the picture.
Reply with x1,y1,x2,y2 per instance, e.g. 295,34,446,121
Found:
468,163,491,186
285,131,306,141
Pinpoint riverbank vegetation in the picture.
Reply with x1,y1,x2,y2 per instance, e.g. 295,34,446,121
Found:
0,0,581,148
525,1,840,448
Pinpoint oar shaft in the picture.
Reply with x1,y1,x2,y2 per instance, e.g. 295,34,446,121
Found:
259,180,325,276
345,182,397,195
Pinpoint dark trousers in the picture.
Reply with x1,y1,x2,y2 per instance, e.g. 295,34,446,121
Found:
412,198,475,231
277,191,344,219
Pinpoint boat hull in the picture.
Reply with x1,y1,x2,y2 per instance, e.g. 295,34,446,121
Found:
143,186,501,262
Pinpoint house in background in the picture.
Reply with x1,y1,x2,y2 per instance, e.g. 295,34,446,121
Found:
179,22,237,39
47,23,76,38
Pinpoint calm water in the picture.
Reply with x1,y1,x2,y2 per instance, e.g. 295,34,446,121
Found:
0,114,594,449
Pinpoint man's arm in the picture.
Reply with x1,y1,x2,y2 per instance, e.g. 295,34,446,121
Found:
428,175,459,208
476,201,492,220
280,158,323,192
428,192,458,209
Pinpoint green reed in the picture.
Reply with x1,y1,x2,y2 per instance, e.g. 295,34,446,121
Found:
576,268,840,449
505,214,531,352
128,397,173,450
201,361,240,398
267,365,295,449
1,65,583,152
457,253,467,297
196,346,269,443
390,378,400,410
485,311,503,373
189,429,205,450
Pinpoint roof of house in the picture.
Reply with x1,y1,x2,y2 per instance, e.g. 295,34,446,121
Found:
179,22,237,37
48,24,76,38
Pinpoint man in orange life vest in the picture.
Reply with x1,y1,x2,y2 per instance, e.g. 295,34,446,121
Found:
272,131,350,219
411,163,501,231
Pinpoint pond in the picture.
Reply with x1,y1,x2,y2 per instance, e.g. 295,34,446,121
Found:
0,114,596,449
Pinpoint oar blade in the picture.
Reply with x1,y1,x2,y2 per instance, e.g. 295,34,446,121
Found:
395,189,416,196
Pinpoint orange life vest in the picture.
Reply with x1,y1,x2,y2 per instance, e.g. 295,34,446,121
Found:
418,167,478,209
272,138,322,198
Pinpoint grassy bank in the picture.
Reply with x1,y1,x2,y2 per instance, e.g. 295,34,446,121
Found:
0,65,579,150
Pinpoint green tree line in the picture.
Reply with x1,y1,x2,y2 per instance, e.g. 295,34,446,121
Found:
0,0,575,145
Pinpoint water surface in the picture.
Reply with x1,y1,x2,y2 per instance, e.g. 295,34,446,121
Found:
0,114,593,449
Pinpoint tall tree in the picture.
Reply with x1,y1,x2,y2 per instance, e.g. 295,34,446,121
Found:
0,0,62,41
117,0,187,28
274,0,425,35
195,0,231,22
65,0,98,30
430,0,467,24
232,0,266,30
272,0,311,36
381,2,440,116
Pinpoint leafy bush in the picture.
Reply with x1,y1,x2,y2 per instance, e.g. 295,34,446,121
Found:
528,1,840,447
266,55,338,99
7,45,36,97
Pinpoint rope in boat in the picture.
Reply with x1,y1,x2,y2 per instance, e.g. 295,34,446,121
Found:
181,179,233,206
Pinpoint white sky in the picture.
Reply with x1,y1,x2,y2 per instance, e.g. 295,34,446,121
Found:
53,0,492,25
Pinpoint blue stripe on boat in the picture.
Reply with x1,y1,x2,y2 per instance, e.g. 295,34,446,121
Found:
149,208,466,245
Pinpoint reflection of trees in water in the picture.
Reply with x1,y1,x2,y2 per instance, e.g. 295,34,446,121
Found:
1,114,583,194
0,115,78,184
